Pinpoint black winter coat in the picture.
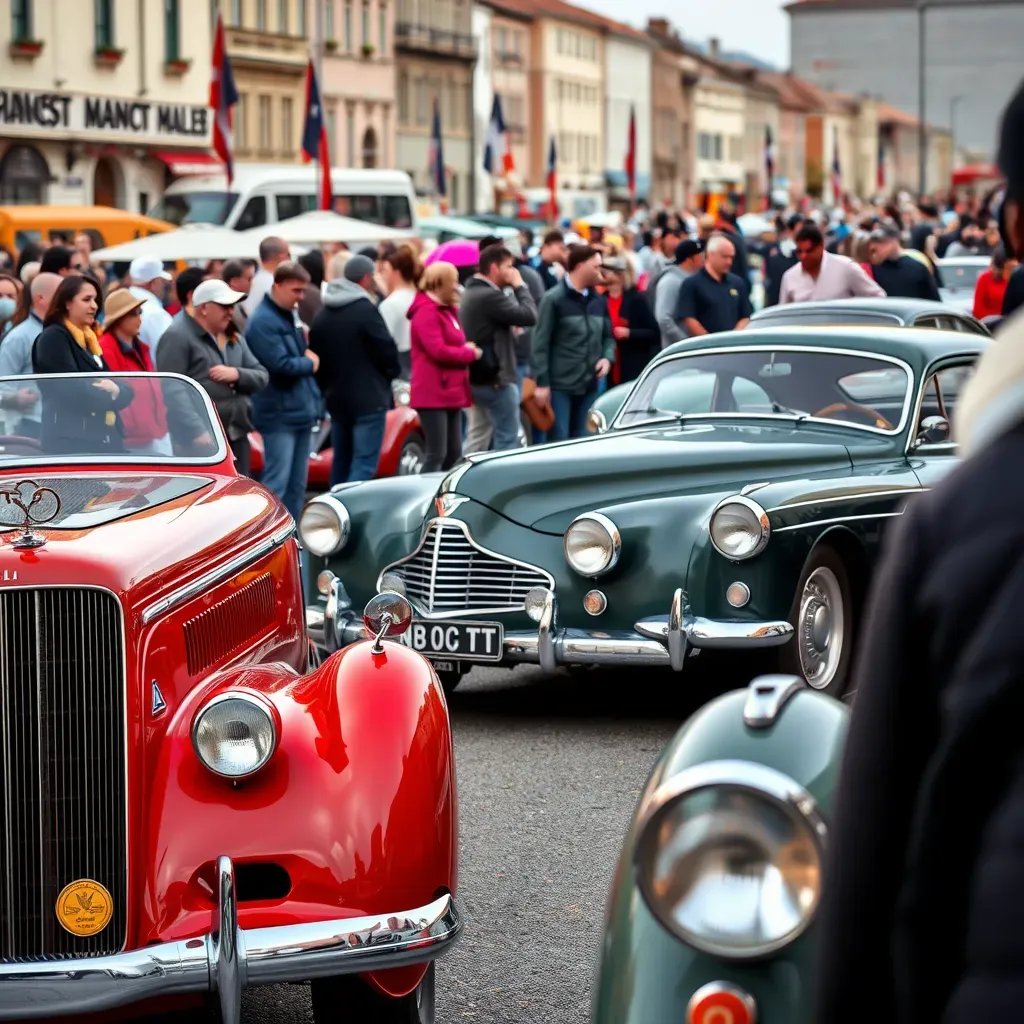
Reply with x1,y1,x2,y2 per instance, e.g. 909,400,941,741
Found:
309,284,400,421
816,419,1024,1024
613,288,660,384
32,323,133,454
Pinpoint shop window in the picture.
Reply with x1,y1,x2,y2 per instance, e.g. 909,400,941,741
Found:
0,146,48,205
235,196,267,230
95,0,114,50
12,0,33,40
164,0,180,61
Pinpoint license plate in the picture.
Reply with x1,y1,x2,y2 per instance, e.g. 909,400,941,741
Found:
403,620,504,662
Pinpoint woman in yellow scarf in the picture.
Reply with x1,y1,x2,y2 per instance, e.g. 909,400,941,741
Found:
32,275,133,455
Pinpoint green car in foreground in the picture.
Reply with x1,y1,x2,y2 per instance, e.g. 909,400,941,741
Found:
301,324,983,695
592,674,848,1024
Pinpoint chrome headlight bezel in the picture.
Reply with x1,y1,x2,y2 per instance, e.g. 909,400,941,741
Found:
563,512,621,577
634,759,827,960
191,692,279,779
709,495,770,561
299,494,351,557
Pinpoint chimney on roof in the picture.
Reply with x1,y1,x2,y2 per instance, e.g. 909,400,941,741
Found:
648,17,669,36
708,37,721,59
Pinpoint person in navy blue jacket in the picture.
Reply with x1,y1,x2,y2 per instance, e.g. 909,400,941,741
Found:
244,261,322,521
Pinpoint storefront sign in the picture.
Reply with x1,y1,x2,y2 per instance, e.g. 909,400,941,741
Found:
0,89,210,144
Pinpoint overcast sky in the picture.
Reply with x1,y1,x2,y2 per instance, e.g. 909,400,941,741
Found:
584,0,790,69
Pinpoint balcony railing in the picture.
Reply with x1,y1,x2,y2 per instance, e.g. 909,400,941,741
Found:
495,49,523,66
394,22,477,60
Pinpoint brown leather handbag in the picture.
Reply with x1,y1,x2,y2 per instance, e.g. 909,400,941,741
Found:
520,377,556,432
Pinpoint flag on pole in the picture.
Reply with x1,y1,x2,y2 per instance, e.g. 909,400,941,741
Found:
877,136,886,192
301,61,332,211
624,105,637,202
764,125,775,211
429,98,446,207
483,95,514,177
831,128,843,205
546,135,558,222
209,13,239,185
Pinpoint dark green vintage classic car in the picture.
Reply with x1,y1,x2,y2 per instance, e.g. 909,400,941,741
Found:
301,325,983,694
591,674,848,1024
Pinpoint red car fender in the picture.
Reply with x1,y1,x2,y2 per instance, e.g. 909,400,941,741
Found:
140,641,457,999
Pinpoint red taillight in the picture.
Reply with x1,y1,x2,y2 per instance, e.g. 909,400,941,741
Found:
687,982,758,1024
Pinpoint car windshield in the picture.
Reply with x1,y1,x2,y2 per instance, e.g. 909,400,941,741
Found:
148,191,240,226
616,347,912,434
937,262,986,291
0,374,226,464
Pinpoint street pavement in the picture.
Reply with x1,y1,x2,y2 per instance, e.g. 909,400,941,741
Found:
154,655,760,1023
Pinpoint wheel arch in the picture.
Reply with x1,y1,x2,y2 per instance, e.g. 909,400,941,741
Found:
810,524,871,620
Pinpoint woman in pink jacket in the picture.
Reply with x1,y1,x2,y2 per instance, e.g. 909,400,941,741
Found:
408,261,482,472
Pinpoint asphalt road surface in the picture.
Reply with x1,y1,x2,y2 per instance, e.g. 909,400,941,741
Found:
149,655,761,1023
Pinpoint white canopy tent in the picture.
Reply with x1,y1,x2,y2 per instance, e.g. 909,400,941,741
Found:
91,224,303,263
244,211,416,247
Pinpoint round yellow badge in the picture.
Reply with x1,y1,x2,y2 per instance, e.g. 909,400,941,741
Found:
55,879,113,937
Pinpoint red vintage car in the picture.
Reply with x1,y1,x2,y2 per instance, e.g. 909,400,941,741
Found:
0,373,459,1023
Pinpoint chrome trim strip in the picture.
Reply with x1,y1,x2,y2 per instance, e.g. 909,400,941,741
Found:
773,511,903,533
376,517,555,619
743,674,806,728
0,854,461,1022
142,522,296,624
767,487,926,513
634,759,826,960
609,343,917,436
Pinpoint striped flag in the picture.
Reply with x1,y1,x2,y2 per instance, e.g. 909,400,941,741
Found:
209,13,239,185
877,136,886,192
831,127,843,205
429,97,446,205
546,136,557,222
301,61,332,211
764,125,775,211
624,105,636,202
483,95,514,177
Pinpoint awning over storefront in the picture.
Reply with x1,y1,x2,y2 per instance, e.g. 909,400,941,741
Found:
151,150,221,175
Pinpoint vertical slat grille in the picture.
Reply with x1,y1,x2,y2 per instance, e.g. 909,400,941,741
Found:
182,573,276,676
0,588,126,961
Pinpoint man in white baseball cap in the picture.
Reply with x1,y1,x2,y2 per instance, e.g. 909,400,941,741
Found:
127,255,174,361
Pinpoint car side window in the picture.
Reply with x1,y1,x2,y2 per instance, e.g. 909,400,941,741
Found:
731,376,774,413
234,196,267,231
915,362,977,447
276,194,312,221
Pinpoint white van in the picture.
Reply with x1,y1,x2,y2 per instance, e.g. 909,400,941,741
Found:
149,165,418,232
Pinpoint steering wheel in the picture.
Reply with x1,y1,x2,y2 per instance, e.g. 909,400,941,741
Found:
813,403,894,430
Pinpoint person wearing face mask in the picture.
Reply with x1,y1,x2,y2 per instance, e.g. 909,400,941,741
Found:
32,274,132,454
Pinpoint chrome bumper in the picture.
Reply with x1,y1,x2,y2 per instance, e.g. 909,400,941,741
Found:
310,581,792,673
0,856,460,1023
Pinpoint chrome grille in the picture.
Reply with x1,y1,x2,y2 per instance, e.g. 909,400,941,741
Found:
385,520,553,616
0,588,126,960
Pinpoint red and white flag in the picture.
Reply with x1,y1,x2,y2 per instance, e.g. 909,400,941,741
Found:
209,14,239,185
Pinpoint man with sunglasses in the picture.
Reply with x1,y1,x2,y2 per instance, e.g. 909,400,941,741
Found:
778,223,884,304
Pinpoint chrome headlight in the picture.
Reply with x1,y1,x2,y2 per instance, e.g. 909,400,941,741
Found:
192,693,278,778
299,495,351,556
709,496,770,560
635,759,826,959
392,379,411,406
564,512,620,577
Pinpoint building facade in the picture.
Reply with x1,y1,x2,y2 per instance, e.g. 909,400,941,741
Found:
395,0,475,212
757,72,812,203
691,64,746,209
788,0,1022,161
602,27,651,210
225,0,309,164
878,103,954,196
731,66,780,210
0,0,212,210
484,2,531,195
320,0,396,173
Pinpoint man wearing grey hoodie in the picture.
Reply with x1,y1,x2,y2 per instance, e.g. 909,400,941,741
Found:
308,254,401,486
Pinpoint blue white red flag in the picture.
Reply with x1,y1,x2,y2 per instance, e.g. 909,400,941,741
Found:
209,13,239,185
831,128,843,205
625,106,637,201
546,136,557,221
429,98,446,200
301,60,333,211
483,95,514,176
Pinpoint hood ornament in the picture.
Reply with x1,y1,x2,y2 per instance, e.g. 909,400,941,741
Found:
0,480,61,550
435,494,469,518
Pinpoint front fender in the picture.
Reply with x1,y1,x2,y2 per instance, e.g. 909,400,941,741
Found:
376,406,422,478
593,685,848,1024
141,641,457,997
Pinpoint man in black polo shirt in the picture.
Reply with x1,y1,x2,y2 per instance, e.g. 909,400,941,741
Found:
676,233,753,336
867,223,941,301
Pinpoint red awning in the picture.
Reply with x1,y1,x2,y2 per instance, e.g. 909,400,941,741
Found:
952,163,1001,186
151,150,222,175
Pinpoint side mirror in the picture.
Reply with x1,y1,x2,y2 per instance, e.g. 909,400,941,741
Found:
363,591,413,653
915,415,951,447
587,408,608,434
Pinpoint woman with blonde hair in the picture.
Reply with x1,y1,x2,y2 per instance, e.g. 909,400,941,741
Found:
407,261,482,472
379,244,423,376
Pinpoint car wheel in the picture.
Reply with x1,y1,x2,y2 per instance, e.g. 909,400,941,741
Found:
778,545,854,698
398,431,426,476
312,962,435,1024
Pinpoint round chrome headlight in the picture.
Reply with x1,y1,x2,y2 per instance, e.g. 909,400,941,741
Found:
635,760,826,959
709,496,770,561
564,512,620,577
192,693,278,779
299,495,351,556
392,379,411,406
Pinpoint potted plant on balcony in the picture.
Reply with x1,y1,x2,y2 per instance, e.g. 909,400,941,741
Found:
361,41,375,58
325,37,339,52
94,45,125,67
164,56,192,75
9,37,44,59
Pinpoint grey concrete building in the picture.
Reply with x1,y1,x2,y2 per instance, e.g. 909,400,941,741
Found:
788,0,1023,159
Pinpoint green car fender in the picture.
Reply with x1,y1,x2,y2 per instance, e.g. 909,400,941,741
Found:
592,678,849,1024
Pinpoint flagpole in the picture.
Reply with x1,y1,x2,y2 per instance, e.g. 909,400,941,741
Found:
314,0,326,211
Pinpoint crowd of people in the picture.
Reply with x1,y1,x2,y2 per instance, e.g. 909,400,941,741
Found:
0,180,1017,520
